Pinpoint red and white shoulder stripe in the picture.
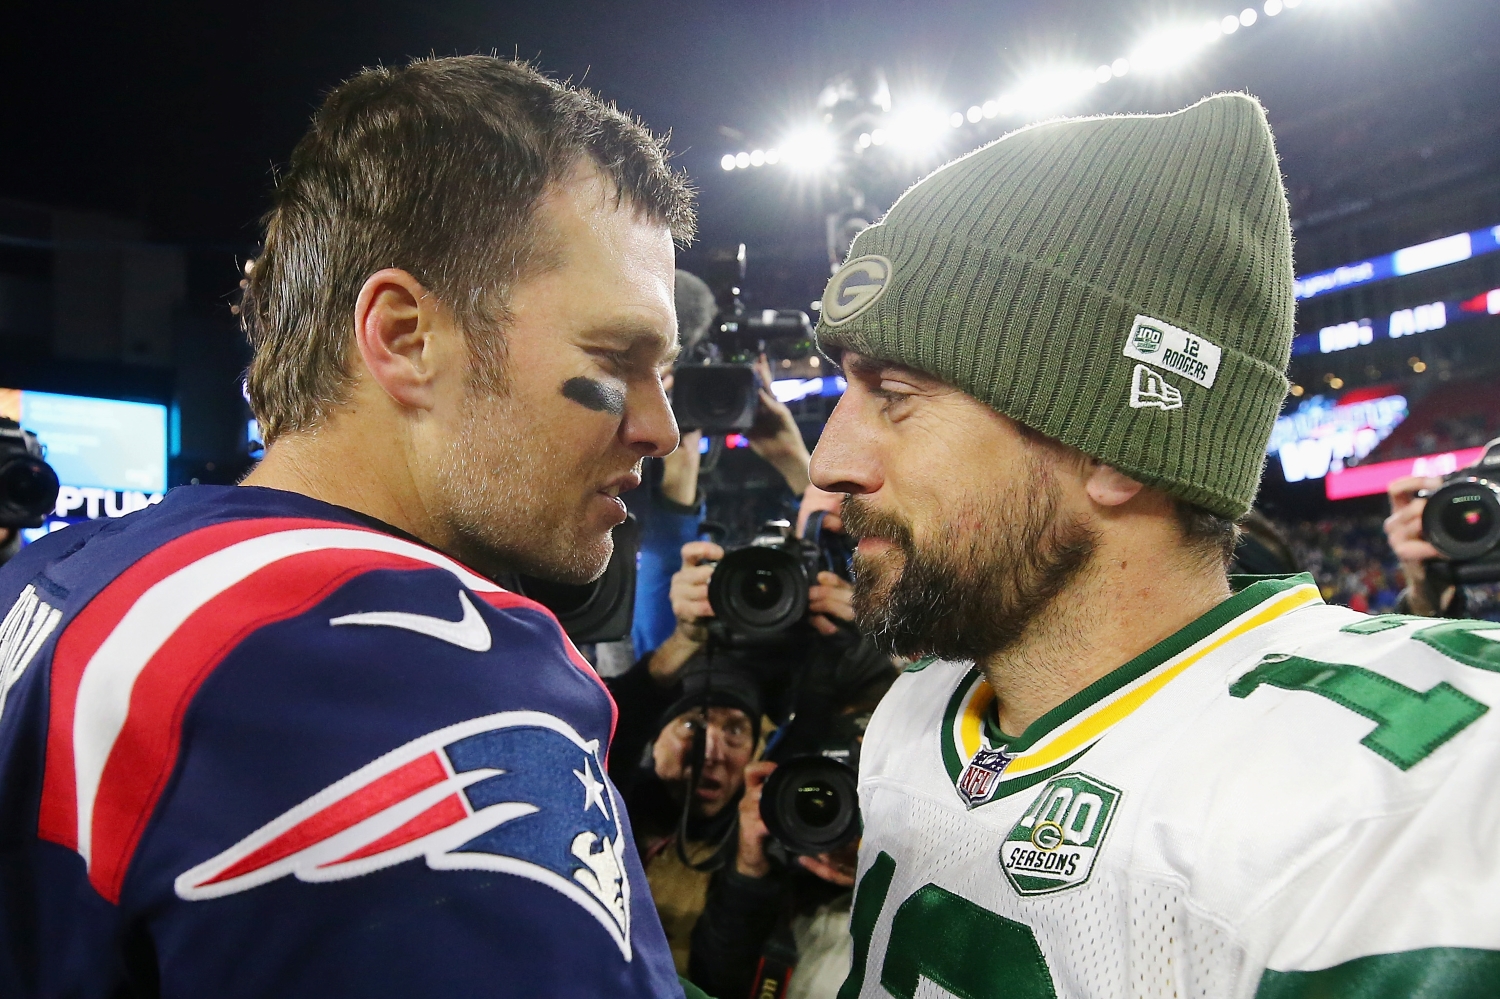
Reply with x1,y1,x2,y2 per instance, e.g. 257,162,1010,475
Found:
36,517,607,904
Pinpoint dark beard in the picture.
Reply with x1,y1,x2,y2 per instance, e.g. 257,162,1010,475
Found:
841,476,1097,662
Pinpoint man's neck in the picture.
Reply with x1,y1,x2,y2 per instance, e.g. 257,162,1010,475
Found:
979,545,1232,738
241,425,436,546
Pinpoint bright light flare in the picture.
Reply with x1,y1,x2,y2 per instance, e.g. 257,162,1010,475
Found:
777,126,835,173
720,154,736,171
1008,66,1097,118
885,103,953,152
1130,23,1214,75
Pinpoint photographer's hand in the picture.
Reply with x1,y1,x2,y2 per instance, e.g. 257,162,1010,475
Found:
747,355,812,496
648,541,724,686
796,844,857,887
808,571,856,637
735,761,777,878
1385,475,1448,615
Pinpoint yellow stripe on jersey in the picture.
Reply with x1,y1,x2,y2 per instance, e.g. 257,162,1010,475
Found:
945,577,1323,799
1004,583,1320,775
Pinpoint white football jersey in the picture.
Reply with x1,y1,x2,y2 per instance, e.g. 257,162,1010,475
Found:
845,574,1500,999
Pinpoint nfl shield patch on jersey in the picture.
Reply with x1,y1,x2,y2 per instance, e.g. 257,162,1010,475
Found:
956,746,1015,808
1000,773,1121,896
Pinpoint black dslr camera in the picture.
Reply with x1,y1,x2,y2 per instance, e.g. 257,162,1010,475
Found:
707,516,853,645
759,711,865,858
671,244,815,434
1422,437,1500,587
0,419,59,529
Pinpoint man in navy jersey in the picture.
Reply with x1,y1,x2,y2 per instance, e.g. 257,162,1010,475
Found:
0,56,699,998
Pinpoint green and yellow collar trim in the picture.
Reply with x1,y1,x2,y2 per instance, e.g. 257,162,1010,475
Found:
940,573,1322,807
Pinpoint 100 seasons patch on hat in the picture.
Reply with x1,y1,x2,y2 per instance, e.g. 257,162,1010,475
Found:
816,93,1295,520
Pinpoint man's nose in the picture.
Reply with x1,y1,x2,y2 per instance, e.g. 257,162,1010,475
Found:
810,392,882,496
702,725,729,762
624,378,679,459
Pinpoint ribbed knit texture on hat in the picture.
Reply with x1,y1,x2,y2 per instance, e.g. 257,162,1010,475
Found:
816,93,1294,519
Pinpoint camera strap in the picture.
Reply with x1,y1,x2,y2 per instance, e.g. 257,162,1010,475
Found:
749,908,800,999
675,638,741,872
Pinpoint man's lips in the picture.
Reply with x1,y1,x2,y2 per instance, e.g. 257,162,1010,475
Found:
595,470,641,520
598,470,642,498
856,536,897,556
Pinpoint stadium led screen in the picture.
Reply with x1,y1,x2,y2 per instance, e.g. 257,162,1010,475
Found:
1294,224,1500,301
0,388,169,538
1324,445,1487,501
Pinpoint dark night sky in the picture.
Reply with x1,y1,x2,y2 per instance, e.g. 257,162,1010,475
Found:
3,1,1496,285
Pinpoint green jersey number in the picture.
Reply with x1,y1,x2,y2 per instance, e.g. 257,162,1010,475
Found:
1230,617,1498,770
839,851,1058,999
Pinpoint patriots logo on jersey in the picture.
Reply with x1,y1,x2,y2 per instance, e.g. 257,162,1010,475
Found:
175,711,634,958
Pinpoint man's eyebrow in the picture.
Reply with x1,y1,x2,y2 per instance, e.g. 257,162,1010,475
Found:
844,354,928,383
581,320,677,362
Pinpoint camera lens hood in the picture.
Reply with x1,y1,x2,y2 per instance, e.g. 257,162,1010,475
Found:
708,545,810,641
0,455,59,529
1423,475,1500,562
760,754,860,856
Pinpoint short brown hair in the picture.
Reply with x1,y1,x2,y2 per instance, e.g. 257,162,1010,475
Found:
243,55,696,442
1174,499,1242,567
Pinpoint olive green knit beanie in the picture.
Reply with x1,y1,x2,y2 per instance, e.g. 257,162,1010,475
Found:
816,92,1294,520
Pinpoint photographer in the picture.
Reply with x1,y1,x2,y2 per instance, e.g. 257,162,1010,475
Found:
1385,474,1466,616
687,673,894,999
612,660,763,974
622,348,813,674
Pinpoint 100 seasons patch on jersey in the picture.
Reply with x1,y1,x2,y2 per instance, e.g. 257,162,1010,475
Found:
1000,773,1121,896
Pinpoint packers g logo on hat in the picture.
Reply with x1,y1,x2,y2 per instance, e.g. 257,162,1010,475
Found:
821,255,892,326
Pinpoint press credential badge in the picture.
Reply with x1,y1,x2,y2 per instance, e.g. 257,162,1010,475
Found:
1122,315,1222,389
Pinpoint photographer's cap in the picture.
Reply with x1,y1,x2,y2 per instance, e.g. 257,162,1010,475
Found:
816,93,1294,519
658,659,764,734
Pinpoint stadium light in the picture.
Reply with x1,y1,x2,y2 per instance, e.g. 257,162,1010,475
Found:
886,103,952,152
1009,66,1097,118
721,0,1329,172
1131,23,1216,75
778,126,836,173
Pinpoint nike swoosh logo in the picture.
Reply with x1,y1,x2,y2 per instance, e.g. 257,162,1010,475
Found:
328,591,492,652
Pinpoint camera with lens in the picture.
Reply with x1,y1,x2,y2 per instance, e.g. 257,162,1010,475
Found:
1422,437,1500,587
671,243,815,434
0,419,59,529
755,636,891,859
760,722,863,860
707,517,852,645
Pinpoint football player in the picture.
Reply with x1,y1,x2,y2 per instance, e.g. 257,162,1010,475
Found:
0,57,703,997
809,93,1500,997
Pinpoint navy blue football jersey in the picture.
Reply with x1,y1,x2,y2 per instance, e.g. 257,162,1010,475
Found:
0,485,684,998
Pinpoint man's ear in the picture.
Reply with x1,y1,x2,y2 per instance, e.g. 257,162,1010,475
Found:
352,268,449,411
1084,460,1146,508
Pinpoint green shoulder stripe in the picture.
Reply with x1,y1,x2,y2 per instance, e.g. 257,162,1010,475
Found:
1257,947,1500,999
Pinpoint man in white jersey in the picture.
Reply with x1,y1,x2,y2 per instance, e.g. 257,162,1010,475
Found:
806,92,1500,998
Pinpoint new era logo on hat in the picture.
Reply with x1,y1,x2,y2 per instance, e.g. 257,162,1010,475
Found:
1130,364,1183,411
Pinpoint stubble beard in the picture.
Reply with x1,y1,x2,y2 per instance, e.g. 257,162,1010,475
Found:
432,389,614,585
842,465,1097,663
